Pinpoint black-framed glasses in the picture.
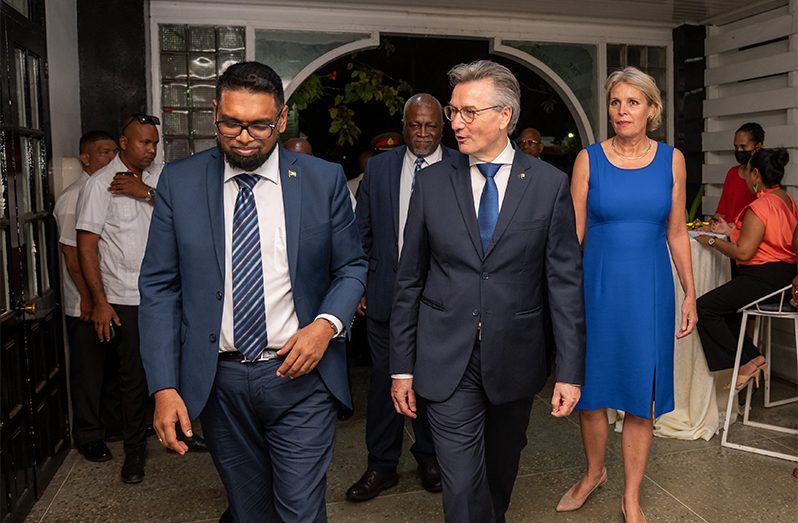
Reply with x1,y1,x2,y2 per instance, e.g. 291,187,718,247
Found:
517,139,541,147
443,105,502,124
122,113,161,131
215,113,282,141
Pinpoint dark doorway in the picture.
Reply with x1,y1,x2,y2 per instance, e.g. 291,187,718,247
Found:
289,35,582,176
1,1,70,522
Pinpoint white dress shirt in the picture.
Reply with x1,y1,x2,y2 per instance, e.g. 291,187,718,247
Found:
398,145,443,256
392,137,514,380
75,155,162,306
469,137,515,215
219,152,343,353
54,171,90,317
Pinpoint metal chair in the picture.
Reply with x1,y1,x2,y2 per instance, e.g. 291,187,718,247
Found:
721,284,798,462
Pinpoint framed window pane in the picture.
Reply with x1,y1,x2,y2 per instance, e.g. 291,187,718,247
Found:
37,221,49,292
25,222,37,298
15,48,27,126
160,25,186,52
192,138,217,154
164,138,190,163
163,110,189,135
191,111,215,136
27,54,40,129
189,84,215,108
19,136,31,213
217,27,244,52
189,53,216,81
32,139,44,211
162,82,188,108
218,52,244,76
161,53,187,79
189,26,216,52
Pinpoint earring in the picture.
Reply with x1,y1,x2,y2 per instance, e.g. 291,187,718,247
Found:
753,183,760,192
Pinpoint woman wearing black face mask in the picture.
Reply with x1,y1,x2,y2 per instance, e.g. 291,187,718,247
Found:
713,122,764,222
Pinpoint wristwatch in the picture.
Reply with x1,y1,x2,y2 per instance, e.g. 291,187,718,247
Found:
707,237,716,246
145,186,156,203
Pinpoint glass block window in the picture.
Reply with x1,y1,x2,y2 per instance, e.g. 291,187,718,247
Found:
607,44,667,141
159,24,245,162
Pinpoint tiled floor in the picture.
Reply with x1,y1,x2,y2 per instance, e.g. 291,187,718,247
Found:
25,369,798,522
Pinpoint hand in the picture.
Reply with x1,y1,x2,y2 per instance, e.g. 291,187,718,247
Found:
91,301,120,342
791,275,798,306
676,295,698,339
78,294,93,322
694,234,714,247
153,388,192,455
391,377,417,419
275,319,334,378
356,296,367,317
710,217,732,235
109,172,150,199
551,382,580,417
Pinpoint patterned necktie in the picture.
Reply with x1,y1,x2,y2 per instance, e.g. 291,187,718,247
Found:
411,156,425,191
477,163,501,254
232,173,268,360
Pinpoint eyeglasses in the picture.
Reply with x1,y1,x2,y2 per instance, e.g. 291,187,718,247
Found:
443,105,501,124
122,113,161,131
215,113,282,141
517,139,541,147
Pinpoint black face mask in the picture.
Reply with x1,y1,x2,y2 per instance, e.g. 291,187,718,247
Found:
735,150,753,165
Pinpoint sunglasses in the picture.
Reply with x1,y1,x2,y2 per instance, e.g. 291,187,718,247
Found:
122,113,161,131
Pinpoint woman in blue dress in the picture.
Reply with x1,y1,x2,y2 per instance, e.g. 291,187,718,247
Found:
557,67,697,523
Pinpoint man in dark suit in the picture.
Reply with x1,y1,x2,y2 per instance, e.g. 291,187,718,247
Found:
390,60,585,523
347,94,454,501
138,62,366,522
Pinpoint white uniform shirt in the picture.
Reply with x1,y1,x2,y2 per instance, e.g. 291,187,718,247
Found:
219,152,343,353
469,137,514,214
398,145,443,256
53,171,90,317
75,154,162,306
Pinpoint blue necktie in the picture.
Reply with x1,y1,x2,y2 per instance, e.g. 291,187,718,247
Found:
477,163,501,254
411,156,425,191
232,173,268,360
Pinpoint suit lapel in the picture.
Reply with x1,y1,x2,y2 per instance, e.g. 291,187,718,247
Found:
448,154,484,258
389,146,405,244
206,148,225,278
484,151,533,259
279,148,301,283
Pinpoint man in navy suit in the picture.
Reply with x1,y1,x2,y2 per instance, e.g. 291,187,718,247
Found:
390,61,585,523
347,94,454,502
138,62,366,522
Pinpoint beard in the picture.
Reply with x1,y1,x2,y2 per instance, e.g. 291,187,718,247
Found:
219,137,279,172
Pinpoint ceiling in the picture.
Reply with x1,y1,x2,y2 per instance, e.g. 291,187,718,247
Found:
182,0,788,26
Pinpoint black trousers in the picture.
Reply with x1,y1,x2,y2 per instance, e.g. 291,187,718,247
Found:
696,262,796,371
66,315,107,446
426,340,533,523
109,304,149,453
365,317,435,471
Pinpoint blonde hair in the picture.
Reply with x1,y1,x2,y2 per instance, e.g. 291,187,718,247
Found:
605,67,662,132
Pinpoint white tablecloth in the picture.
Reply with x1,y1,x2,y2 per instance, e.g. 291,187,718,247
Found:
653,237,733,440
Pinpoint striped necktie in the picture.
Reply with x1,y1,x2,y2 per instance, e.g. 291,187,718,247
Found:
477,163,501,254
232,173,268,360
411,156,425,191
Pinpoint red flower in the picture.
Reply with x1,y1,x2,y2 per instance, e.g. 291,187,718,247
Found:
330,71,337,81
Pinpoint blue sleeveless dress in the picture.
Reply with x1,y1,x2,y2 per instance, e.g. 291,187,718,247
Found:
576,142,676,419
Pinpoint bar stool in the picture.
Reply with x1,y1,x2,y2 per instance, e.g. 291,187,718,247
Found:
721,284,798,462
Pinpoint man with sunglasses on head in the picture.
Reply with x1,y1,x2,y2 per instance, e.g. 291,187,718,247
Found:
75,113,163,484
390,60,585,523
138,61,366,522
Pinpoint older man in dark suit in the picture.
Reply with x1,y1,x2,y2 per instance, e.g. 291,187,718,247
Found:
390,61,586,523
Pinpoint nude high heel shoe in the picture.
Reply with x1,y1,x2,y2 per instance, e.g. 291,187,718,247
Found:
556,467,607,512
622,496,647,523
726,361,768,392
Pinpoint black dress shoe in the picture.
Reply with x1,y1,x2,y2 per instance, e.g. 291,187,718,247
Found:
337,406,354,421
345,469,399,501
418,460,442,493
218,506,233,523
178,433,209,452
78,440,113,463
120,450,146,484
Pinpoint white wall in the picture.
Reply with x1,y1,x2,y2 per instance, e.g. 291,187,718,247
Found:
45,0,82,198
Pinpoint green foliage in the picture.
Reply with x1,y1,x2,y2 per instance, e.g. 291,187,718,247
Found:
687,185,705,223
287,41,412,146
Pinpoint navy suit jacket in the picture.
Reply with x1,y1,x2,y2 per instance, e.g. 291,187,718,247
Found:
355,145,457,322
138,147,367,418
390,148,585,404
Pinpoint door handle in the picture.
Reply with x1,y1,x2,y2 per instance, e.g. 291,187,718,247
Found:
23,302,36,314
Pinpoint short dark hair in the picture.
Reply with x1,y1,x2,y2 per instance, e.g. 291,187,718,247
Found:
736,122,765,144
79,130,115,154
750,148,790,187
216,61,284,108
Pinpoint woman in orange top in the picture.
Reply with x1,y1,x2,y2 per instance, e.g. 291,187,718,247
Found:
695,148,796,389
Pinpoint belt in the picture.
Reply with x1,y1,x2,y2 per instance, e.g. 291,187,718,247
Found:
218,349,281,363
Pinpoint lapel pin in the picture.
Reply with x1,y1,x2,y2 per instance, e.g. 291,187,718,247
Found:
288,170,297,178
519,172,526,179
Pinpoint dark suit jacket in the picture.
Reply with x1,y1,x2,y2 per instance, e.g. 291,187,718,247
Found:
390,148,585,404
355,145,457,323
138,147,367,418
